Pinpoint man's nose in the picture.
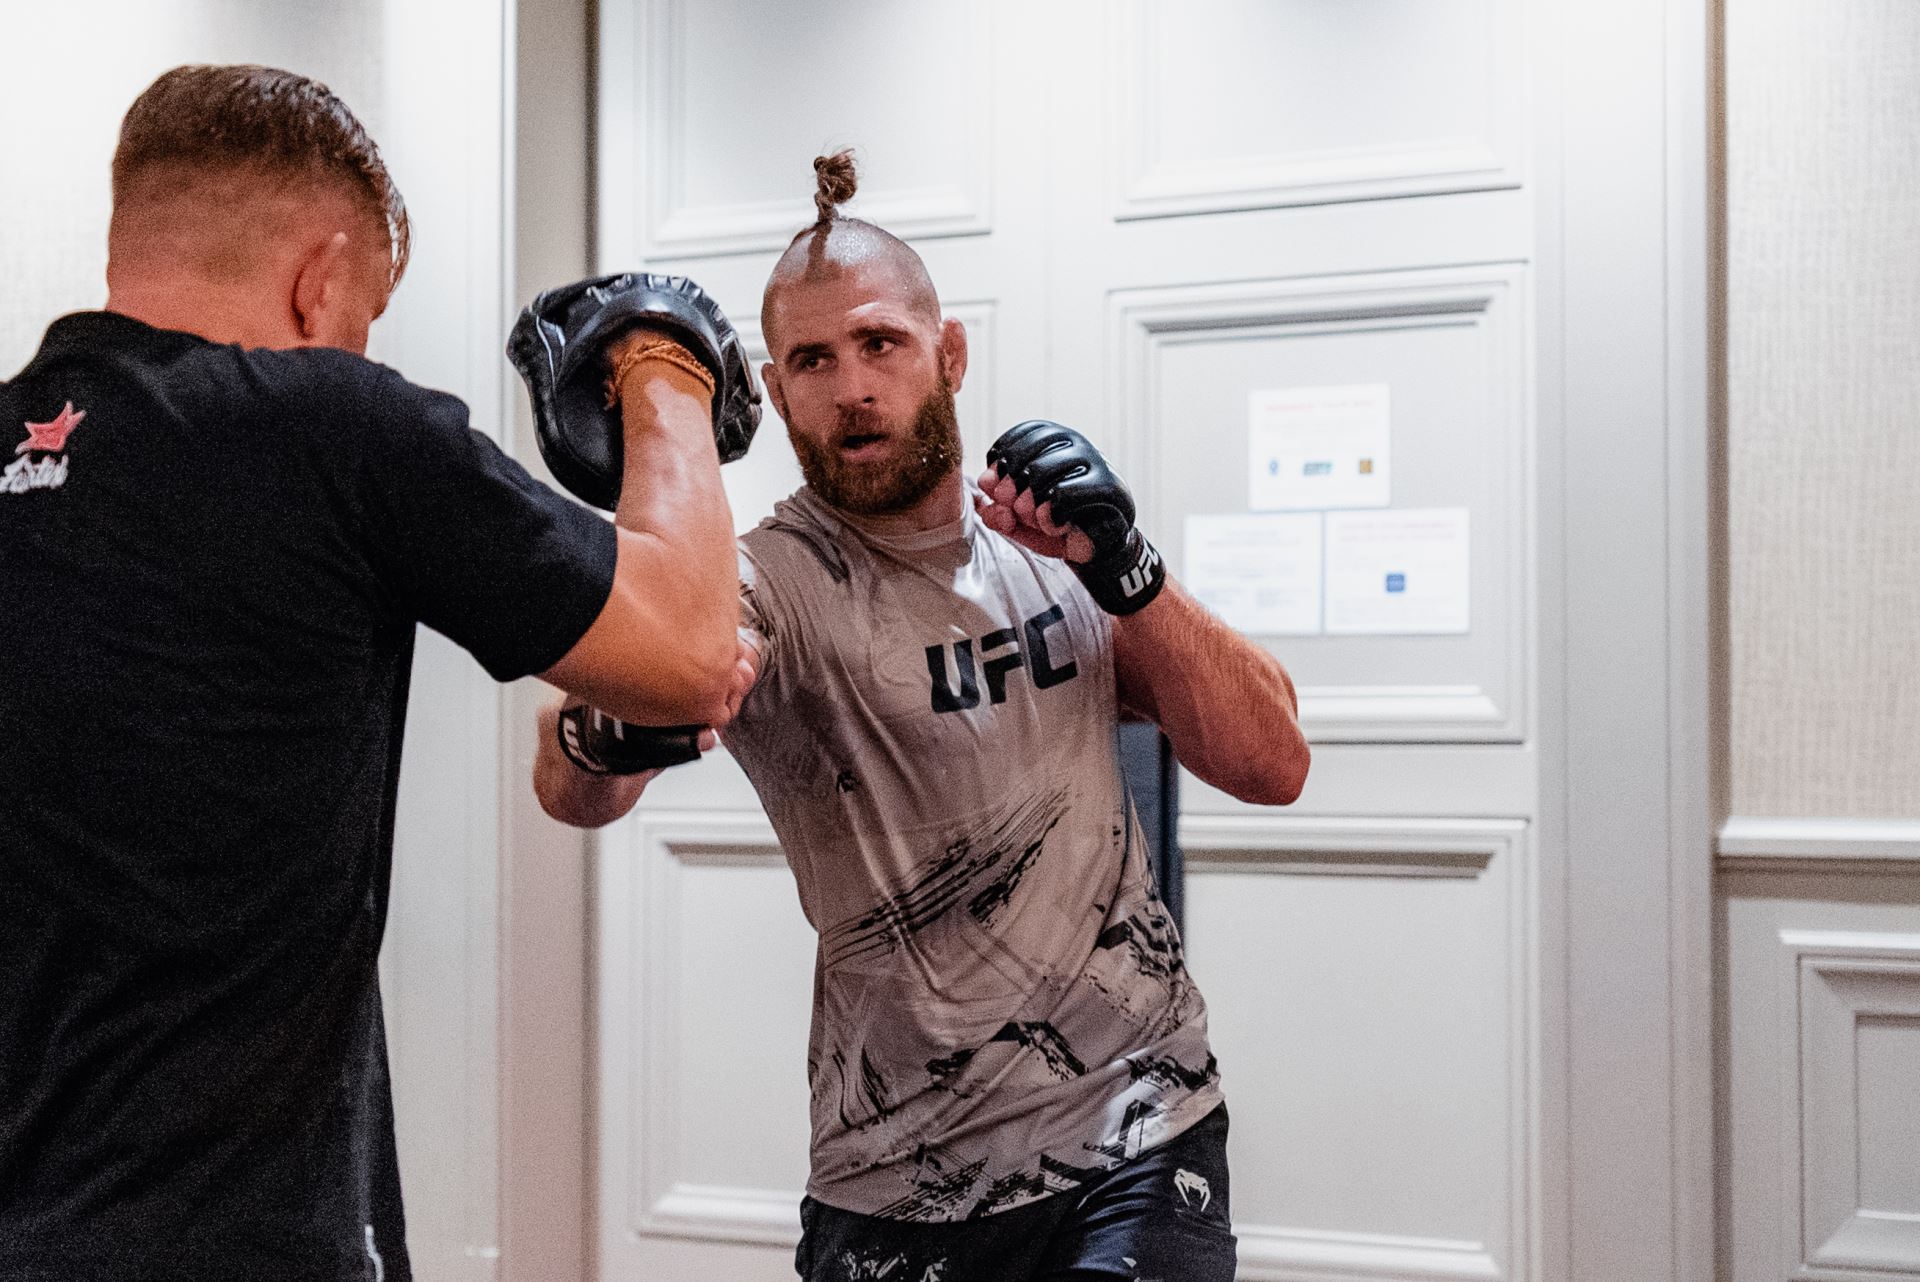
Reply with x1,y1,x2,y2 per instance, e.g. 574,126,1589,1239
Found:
831,364,878,410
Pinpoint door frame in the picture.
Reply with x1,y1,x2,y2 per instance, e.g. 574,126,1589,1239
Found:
556,0,1726,1277
1541,0,1717,1277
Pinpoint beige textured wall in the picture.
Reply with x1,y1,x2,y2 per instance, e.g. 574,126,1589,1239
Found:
1727,0,1920,818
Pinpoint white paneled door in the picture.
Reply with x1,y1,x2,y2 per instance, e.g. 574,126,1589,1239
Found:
591,3,1713,1280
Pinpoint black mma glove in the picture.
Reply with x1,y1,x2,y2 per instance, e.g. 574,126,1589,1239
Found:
985,419,1166,616
507,272,761,510
557,704,704,776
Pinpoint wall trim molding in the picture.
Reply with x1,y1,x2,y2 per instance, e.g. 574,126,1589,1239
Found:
1716,816,1920,867
1236,1225,1504,1282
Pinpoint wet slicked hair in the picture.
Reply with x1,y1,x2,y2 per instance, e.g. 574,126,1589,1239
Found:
762,149,940,344
113,64,410,290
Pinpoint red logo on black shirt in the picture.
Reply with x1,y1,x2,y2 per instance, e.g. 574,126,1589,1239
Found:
4,401,83,494
17,401,85,455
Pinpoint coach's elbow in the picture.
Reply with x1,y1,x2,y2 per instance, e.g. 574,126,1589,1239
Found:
598,529,739,724
636,584,737,725
653,627,736,726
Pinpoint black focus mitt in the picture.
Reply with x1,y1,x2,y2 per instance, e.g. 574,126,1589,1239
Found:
507,272,760,510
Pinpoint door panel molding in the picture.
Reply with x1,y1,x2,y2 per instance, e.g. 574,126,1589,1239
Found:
598,812,811,1259
1232,1227,1504,1282
599,0,994,260
1109,0,1526,220
1108,266,1529,744
1184,816,1534,1282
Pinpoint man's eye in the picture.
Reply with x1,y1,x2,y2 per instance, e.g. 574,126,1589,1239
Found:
799,354,827,371
865,337,895,355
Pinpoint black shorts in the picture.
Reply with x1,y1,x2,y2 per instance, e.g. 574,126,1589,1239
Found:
794,1105,1236,1282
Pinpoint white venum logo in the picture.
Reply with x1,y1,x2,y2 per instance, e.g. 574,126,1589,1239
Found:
1175,1167,1212,1213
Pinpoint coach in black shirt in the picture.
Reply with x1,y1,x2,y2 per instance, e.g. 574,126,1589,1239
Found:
0,66,741,1280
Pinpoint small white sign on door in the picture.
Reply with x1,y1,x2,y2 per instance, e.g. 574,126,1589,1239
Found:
1248,383,1392,512
1183,511,1325,636
1324,507,1470,635
1184,512,1324,636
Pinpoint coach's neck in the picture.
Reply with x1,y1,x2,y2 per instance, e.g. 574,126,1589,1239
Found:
106,271,297,351
104,182,390,355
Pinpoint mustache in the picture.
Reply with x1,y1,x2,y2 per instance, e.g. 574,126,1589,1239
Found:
835,406,889,438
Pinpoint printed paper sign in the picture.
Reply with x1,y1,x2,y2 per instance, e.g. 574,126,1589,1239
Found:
1248,384,1391,511
1184,512,1324,636
1324,507,1470,635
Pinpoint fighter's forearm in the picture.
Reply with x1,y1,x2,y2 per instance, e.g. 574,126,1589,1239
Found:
532,697,654,829
1113,577,1309,806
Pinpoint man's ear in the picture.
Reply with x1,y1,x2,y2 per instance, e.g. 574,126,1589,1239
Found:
762,360,790,423
291,231,352,344
938,317,969,393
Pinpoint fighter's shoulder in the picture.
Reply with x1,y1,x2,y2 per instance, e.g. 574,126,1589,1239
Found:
738,494,854,589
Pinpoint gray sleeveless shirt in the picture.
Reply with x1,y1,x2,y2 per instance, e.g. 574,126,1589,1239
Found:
724,485,1222,1221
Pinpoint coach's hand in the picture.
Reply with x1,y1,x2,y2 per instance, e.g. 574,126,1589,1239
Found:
978,420,1166,615
508,272,761,510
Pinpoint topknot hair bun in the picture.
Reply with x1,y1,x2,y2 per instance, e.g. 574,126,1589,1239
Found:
813,149,858,225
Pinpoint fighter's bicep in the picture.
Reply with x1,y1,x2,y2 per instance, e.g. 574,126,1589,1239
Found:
729,548,789,715
724,623,769,724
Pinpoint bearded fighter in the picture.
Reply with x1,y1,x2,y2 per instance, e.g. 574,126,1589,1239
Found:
536,152,1309,1282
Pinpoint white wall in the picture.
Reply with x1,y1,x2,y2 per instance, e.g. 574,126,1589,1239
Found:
0,2,379,373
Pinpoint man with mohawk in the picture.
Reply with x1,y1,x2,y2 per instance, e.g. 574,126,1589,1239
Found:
538,151,1310,1281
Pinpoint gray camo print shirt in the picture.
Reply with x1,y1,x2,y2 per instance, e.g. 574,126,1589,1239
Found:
723,483,1223,1222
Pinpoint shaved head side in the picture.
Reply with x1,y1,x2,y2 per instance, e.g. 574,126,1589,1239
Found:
761,149,940,349
102,65,413,354
110,64,409,292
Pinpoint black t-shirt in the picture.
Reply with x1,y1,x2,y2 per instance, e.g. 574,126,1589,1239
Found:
0,313,617,1281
